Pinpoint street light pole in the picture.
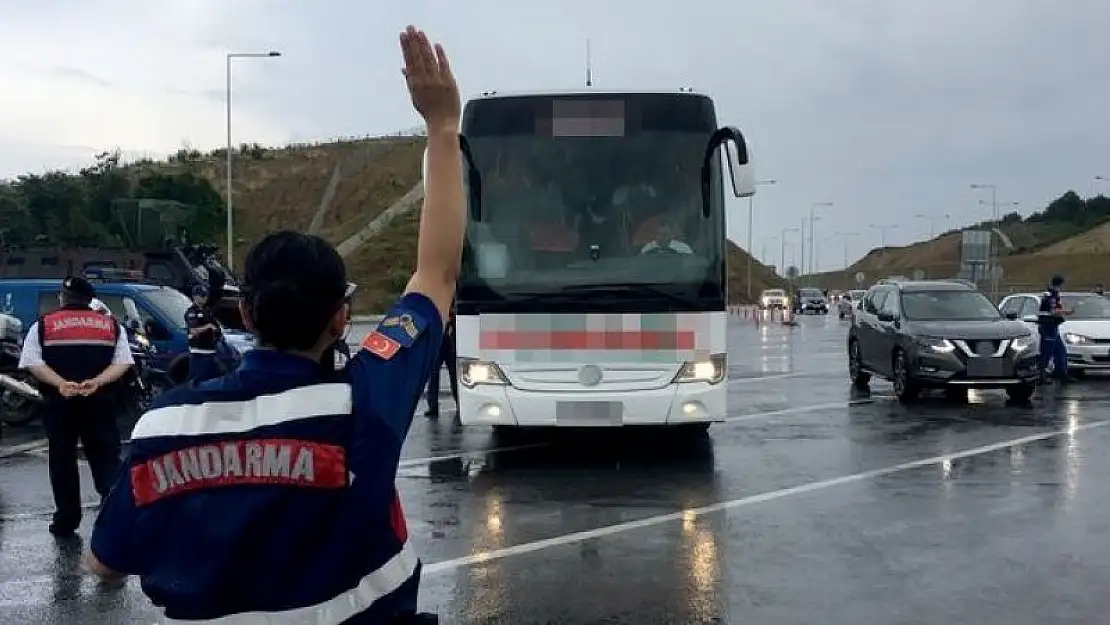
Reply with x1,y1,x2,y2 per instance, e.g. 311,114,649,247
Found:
914,213,937,238
971,183,998,294
808,201,834,278
836,231,860,268
869,224,897,259
746,179,777,300
762,237,778,268
226,50,282,272
781,227,799,278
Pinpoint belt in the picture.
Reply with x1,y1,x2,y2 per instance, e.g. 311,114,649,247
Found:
159,542,419,624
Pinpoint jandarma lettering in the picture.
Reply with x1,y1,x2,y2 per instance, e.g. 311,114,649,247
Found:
130,438,347,505
50,315,112,332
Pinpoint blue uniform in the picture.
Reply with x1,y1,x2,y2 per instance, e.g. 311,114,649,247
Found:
91,292,443,623
1037,288,1068,378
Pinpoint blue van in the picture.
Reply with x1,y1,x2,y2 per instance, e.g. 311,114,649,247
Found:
0,278,241,381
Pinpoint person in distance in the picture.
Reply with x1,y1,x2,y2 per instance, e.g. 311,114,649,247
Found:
85,25,463,624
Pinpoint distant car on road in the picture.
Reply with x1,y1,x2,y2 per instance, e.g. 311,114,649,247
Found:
760,289,788,310
838,289,867,319
1000,291,1110,377
848,279,1039,402
794,288,829,315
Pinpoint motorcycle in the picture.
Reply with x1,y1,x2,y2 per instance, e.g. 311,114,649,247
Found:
125,319,171,415
0,313,42,427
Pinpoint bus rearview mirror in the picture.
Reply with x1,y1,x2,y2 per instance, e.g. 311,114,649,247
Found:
701,126,756,217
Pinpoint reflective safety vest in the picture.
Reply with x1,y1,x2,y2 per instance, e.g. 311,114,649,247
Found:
38,306,118,401
90,293,444,623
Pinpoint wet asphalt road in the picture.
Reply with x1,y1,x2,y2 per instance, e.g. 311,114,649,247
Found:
3,316,1110,623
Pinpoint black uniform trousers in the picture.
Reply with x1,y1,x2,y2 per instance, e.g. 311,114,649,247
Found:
42,395,121,528
425,333,458,414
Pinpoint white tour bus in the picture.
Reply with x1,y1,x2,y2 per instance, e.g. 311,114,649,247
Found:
432,89,755,429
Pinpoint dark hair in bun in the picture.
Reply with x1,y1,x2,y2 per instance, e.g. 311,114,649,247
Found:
242,231,347,351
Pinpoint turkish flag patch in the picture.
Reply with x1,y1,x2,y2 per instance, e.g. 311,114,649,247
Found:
362,331,401,360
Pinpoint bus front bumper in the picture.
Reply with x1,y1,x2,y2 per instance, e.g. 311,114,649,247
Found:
457,382,725,427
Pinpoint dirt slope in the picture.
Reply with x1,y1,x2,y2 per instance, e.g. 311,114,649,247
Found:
151,136,781,312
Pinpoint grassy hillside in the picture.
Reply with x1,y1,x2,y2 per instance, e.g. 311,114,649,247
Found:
152,136,781,311
807,192,1110,292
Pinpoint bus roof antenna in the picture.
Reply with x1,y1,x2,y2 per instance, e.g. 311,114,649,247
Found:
585,39,593,87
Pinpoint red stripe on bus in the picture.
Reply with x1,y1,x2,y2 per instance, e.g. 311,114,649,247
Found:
479,330,695,350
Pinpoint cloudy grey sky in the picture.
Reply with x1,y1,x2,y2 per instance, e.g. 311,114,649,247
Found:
1,0,1107,269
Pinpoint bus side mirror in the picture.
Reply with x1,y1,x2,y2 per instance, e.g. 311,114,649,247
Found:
422,134,483,221
701,126,756,217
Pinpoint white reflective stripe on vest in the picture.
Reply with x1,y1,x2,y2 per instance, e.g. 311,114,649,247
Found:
159,542,419,624
188,348,217,355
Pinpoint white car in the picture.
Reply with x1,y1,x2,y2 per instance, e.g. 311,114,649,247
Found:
999,291,1110,376
760,289,789,310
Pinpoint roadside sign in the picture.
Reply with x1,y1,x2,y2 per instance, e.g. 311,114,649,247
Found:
912,269,925,281
786,266,799,279
854,271,865,285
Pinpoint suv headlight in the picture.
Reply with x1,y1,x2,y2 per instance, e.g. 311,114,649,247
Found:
459,358,509,387
916,337,956,353
1011,335,1036,353
1065,333,1090,345
673,353,727,384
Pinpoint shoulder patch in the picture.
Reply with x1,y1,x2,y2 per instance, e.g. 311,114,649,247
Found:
375,306,427,349
361,331,401,360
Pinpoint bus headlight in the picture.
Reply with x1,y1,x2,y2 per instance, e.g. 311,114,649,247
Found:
459,358,508,387
673,353,727,385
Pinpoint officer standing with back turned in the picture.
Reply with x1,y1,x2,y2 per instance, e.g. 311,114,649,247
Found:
86,26,463,624
18,277,134,536
1037,274,1072,384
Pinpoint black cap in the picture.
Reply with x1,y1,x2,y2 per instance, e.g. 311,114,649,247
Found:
62,276,96,300
1051,275,1065,287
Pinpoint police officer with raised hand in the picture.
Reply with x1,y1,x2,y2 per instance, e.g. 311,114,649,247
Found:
184,266,226,382
1037,274,1072,384
86,25,463,625
18,277,134,537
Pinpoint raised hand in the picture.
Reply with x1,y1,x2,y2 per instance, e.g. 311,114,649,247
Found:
399,25,460,134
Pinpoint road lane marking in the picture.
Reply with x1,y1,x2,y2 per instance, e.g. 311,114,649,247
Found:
727,372,806,384
0,440,52,458
420,418,1110,575
724,398,871,423
12,398,870,468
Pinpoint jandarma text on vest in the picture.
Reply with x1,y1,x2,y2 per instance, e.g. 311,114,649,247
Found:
47,314,113,333
130,438,347,505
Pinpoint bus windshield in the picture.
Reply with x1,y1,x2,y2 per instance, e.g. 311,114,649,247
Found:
457,93,725,313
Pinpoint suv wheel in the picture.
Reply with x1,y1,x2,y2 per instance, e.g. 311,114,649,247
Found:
892,350,920,402
848,339,870,389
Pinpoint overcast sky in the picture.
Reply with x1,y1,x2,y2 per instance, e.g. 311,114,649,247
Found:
1,0,1107,270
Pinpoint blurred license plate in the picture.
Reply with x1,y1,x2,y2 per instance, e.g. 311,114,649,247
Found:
966,358,1005,377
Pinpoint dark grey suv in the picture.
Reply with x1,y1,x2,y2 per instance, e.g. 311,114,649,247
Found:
847,280,1040,402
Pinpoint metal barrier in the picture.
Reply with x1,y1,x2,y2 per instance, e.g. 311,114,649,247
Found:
727,305,797,324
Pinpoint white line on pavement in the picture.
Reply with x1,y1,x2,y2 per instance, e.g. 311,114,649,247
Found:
420,419,1110,575
0,440,51,459
0,371,820,462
